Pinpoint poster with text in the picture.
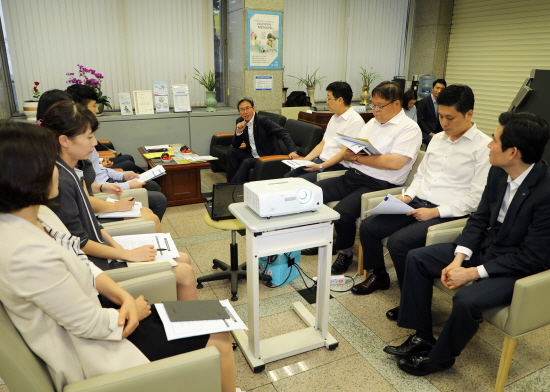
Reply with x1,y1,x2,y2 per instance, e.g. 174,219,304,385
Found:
247,10,281,69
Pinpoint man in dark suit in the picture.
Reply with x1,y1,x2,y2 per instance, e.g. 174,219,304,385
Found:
226,98,298,182
417,79,447,145
384,112,550,376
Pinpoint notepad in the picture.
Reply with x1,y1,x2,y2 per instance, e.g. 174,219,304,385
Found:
163,300,229,322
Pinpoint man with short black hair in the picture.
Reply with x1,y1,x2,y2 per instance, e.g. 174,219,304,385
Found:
312,81,422,274
227,97,298,183
285,81,364,183
352,85,491,303
385,112,550,377
417,78,447,144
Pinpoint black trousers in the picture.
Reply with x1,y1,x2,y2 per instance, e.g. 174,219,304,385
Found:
398,242,520,363
110,154,145,173
226,146,256,183
359,197,459,289
317,169,397,250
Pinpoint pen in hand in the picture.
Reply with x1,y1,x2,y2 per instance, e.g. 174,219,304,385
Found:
401,188,405,201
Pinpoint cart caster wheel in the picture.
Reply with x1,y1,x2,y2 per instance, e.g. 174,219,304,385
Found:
231,295,238,301
253,365,265,373
232,343,238,350
197,282,204,289
328,343,339,351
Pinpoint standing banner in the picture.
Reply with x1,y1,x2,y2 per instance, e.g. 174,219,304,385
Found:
247,10,282,69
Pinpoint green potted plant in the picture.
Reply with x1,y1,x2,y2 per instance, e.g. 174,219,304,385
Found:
23,81,40,122
359,66,381,105
193,68,221,112
66,64,112,115
288,68,326,105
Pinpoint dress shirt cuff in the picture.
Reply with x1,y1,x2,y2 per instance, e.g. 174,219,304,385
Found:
454,245,472,260
437,205,451,218
106,308,124,341
477,265,489,279
120,181,131,191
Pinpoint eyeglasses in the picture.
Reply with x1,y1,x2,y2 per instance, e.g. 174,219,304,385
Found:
368,100,396,110
326,97,338,102
238,106,254,112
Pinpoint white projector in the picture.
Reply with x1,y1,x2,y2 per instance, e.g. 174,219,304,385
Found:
244,178,323,218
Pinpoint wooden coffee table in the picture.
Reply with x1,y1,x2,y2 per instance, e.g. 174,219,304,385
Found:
138,146,210,206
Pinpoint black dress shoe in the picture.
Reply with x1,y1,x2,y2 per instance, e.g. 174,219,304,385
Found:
383,334,435,357
351,273,390,295
398,355,454,376
331,252,353,274
301,247,337,256
386,306,399,321
301,247,319,256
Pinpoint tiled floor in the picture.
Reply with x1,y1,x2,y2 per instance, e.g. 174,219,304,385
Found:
196,170,550,392
2,169,550,391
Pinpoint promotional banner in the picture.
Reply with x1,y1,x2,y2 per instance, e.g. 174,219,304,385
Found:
247,10,282,69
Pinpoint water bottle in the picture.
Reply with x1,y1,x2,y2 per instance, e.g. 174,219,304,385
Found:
418,75,436,99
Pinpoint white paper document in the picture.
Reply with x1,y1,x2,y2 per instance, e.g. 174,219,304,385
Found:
155,299,248,340
127,258,177,267
365,194,414,215
129,166,166,183
185,155,219,162
333,133,381,155
282,159,315,169
144,144,170,150
113,233,180,259
96,198,142,218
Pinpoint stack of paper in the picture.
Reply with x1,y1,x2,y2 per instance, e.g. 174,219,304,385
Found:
96,198,142,218
185,155,219,162
113,233,179,259
333,133,381,155
131,166,166,183
155,299,247,340
282,159,315,169
365,194,414,214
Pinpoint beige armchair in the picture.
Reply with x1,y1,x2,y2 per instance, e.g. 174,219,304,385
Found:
0,262,223,392
427,225,550,392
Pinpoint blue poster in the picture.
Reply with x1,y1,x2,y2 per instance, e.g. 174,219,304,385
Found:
247,10,282,69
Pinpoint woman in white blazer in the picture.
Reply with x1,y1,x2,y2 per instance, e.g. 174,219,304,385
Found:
0,122,236,392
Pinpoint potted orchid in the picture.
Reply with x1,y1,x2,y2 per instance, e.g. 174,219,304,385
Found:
23,81,41,121
66,64,112,113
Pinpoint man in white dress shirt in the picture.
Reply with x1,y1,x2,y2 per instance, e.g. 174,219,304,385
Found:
353,85,491,313
383,111,550,376
315,81,422,274
285,81,365,183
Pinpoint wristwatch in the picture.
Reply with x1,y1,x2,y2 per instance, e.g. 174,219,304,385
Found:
318,163,324,172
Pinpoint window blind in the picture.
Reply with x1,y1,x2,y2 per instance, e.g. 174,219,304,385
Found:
2,0,213,110
445,0,550,134
283,0,409,101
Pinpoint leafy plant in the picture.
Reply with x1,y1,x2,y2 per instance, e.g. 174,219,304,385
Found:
359,66,380,87
288,68,326,88
193,68,220,91
66,64,112,109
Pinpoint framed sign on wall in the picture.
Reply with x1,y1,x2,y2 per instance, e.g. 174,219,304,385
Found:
247,10,282,69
